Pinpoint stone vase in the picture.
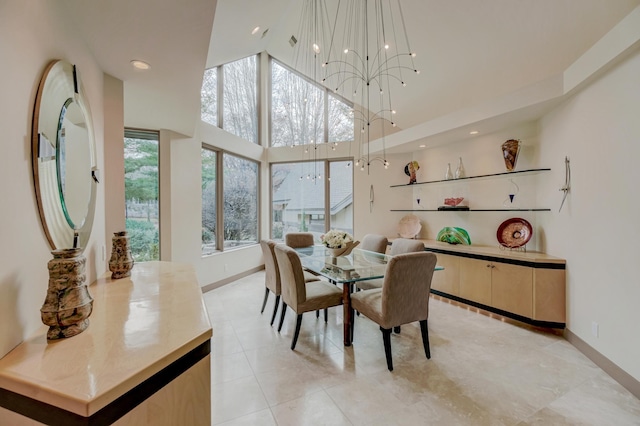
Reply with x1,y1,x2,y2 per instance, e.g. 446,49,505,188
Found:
41,248,93,340
109,231,134,279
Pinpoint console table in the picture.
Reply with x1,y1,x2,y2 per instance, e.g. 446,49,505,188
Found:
0,261,212,425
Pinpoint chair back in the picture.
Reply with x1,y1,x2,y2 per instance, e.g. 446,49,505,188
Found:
285,232,314,248
381,251,437,326
274,244,307,310
389,238,424,256
260,240,280,295
360,234,388,254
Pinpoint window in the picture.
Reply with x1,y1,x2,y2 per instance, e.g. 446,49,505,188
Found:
201,67,217,126
328,94,354,143
271,61,324,148
223,154,259,248
201,147,217,255
124,129,159,261
271,160,352,241
223,56,258,144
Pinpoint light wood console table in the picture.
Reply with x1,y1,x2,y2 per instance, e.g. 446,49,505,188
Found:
417,240,566,328
0,261,212,425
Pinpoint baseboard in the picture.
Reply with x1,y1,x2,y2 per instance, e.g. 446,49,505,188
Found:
201,265,264,293
564,328,640,400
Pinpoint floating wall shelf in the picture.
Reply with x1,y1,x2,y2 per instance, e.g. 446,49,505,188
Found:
390,168,551,188
391,208,551,212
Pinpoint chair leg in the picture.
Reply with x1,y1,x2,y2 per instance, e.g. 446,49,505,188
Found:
270,295,280,326
291,314,303,350
381,327,393,371
260,288,270,313
393,326,401,334
324,308,328,323
420,320,431,359
316,310,320,318
278,303,288,332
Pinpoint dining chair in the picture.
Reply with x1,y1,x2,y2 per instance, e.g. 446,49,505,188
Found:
285,232,320,283
274,244,343,350
259,239,282,326
360,234,389,254
356,238,424,291
350,251,437,371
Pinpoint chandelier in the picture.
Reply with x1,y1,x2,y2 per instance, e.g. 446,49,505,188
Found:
292,0,419,173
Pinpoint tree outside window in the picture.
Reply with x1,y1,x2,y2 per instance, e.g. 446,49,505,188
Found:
202,147,217,255
124,130,159,261
224,154,258,248
223,56,258,144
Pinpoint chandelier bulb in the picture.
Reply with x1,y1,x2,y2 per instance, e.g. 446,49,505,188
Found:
415,70,420,74
391,109,396,114
384,43,389,50
307,174,310,180
392,122,396,127
344,48,348,54
402,82,406,87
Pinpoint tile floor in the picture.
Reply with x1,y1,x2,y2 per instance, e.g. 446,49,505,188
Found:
203,271,640,425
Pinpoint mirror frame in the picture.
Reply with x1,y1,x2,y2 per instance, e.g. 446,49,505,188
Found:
32,59,97,251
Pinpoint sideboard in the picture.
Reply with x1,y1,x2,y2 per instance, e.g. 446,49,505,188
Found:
0,261,212,425
418,240,566,328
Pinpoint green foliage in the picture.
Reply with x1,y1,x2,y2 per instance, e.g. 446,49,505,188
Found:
125,219,159,261
124,138,158,203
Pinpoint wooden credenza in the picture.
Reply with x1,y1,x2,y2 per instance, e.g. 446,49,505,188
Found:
0,262,212,425
420,240,566,327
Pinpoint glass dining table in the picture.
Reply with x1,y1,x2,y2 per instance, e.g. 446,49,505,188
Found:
294,246,442,346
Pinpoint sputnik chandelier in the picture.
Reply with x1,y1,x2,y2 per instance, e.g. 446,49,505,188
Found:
292,0,419,173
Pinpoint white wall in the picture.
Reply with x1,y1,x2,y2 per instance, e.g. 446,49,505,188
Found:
0,1,106,358
537,49,640,381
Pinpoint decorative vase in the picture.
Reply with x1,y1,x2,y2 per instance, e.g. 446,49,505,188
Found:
41,248,93,340
455,157,466,179
444,163,453,180
109,231,134,279
501,139,521,171
326,241,360,258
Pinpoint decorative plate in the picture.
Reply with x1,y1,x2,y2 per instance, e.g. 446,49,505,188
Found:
496,218,532,248
398,214,421,238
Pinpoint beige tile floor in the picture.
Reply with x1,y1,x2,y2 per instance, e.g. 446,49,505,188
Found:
203,271,640,425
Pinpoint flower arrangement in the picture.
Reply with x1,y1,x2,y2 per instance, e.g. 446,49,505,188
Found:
321,229,354,249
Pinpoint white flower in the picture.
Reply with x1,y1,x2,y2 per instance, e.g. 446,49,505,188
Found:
321,229,353,248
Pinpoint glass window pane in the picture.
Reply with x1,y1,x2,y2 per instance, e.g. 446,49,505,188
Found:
271,61,324,147
328,94,354,143
201,67,217,126
329,161,353,235
223,56,258,144
224,154,258,248
202,147,217,255
272,162,325,242
124,130,159,262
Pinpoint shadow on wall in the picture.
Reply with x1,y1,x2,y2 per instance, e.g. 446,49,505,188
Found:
0,275,26,358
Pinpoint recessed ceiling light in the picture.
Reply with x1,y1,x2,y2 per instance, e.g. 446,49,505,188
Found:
251,26,261,35
470,130,479,135
419,144,426,148
131,60,150,70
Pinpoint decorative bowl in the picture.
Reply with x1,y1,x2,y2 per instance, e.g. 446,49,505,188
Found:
326,241,360,257
496,218,532,248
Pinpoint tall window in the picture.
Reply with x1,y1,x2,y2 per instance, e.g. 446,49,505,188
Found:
271,160,352,241
124,129,159,261
223,56,258,144
201,67,217,126
223,154,259,248
201,147,217,255
271,59,354,147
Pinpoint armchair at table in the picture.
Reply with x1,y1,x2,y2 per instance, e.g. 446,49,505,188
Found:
350,251,437,371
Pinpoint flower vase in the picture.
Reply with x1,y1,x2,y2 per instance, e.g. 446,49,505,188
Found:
109,231,134,279
455,157,466,179
444,163,453,180
40,248,93,340
501,139,521,171
327,241,360,258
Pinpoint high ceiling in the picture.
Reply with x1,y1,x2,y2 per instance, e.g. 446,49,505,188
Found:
65,0,639,149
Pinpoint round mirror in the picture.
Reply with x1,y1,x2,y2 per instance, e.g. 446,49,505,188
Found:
32,60,97,251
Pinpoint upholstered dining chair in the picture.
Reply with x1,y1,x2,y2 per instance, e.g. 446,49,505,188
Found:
350,251,437,371
285,232,320,283
356,238,424,291
274,244,343,350
259,239,281,326
360,234,389,255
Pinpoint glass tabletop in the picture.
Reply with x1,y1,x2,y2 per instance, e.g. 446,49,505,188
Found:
295,246,390,284
295,246,442,284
